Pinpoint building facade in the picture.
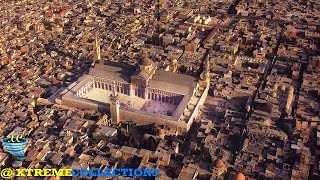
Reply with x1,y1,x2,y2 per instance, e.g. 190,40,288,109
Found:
60,55,210,134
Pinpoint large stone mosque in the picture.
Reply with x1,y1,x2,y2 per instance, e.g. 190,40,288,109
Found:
60,37,210,134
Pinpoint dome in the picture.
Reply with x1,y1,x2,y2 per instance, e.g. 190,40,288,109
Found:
280,85,286,91
272,83,278,90
271,91,277,98
214,159,225,169
234,172,245,180
140,56,152,66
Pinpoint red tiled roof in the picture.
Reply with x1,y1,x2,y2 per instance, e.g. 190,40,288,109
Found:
49,77,61,85
1,57,13,64
44,65,51,72
179,23,191,30
16,70,30,77
45,12,53,17
20,45,29,53
59,7,69,15
45,7,69,17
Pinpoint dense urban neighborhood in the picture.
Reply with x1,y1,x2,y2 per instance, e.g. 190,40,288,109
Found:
0,0,319,179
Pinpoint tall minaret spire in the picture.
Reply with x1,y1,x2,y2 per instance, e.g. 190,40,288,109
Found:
205,55,210,85
112,81,117,97
110,81,120,125
94,33,101,66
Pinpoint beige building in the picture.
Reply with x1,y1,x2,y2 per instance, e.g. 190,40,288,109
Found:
61,51,210,134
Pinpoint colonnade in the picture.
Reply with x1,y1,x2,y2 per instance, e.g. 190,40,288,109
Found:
94,77,130,95
77,79,94,97
148,88,182,105
77,77,183,106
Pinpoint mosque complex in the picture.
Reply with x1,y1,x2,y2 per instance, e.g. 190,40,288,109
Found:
60,37,210,134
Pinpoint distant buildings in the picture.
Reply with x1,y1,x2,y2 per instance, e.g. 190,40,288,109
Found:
0,0,319,179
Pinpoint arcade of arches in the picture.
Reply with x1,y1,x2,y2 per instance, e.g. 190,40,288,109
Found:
76,77,184,106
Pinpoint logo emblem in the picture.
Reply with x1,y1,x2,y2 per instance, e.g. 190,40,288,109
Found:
7,134,23,143
1,134,28,165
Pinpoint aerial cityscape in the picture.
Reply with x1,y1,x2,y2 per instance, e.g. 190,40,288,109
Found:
0,0,319,179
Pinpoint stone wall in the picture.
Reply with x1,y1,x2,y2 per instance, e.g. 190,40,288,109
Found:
116,107,188,134
61,81,210,135
186,83,210,131
61,96,109,112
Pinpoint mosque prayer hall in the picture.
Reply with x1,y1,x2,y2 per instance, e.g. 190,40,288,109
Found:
61,56,210,134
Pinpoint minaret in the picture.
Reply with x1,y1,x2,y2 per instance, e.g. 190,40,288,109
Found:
172,59,178,72
204,56,210,86
110,82,120,125
93,34,101,66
